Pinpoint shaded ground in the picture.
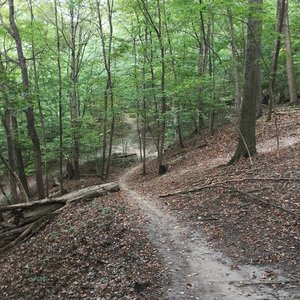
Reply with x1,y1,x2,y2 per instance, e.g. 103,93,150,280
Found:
121,167,298,299
0,107,299,299
127,107,300,298
0,190,164,299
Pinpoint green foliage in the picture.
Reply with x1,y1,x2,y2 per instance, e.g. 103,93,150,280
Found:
0,0,297,172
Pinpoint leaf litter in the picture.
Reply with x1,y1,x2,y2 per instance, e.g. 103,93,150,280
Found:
0,106,299,299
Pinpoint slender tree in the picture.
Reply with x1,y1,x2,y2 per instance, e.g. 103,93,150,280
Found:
95,0,115,180
228,0,263,165
283,0,298,105
54,0,65,194
0,0,45,199
227,7,242,113
266,0,285,121
138,0,167,173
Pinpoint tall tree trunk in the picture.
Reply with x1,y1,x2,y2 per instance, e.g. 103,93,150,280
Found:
69,5,80,179
266,0,285,121
0,58,18,202
227,7,242,113
54,0,64,194
194,0,208,134
283,0,298,105
96,0,115,180
6,0,44,199
11,115,30,197
104,0,115,180
138,0,167,173
29,0,49,197
163,0,184,148
2,109,18,203
228,0,263,165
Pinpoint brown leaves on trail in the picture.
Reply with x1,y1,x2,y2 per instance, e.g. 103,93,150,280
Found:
131,107,300,279
0,191,163,299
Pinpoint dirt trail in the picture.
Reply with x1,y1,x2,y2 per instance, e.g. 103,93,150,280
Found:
119,126,300,300
120,167,298,300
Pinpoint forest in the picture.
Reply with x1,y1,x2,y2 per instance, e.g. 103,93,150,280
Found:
0,0,298,204
0,0,300,299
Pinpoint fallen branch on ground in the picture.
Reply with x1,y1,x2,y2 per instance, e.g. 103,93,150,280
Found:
0,182,120,253
159,183,300,219
231,280,299,287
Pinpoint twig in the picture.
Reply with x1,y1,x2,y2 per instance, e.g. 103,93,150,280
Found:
221,185,299,219
218,177,300,184
160,177,300,197
159,183,300,219
232,280,299,287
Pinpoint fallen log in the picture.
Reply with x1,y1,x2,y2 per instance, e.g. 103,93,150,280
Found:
54,182,120,203
0,182,120,253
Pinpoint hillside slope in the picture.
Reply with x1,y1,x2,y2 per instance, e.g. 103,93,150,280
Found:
0,107,299,299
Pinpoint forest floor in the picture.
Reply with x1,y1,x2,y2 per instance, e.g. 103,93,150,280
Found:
0,106,300,299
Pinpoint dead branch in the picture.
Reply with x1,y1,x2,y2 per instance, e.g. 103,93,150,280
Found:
160,177,300,198
0,154,29,203
232,280,299,287
222,185,299,218
159,183,300,219
219,177,300,184
0,182,120,252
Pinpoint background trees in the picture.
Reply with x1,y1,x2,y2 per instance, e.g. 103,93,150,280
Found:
0,0,299,202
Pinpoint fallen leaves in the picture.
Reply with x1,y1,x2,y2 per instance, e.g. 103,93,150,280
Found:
131,108,300,279
0,192,164,299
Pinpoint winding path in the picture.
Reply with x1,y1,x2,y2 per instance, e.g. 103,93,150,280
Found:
120,166,297,300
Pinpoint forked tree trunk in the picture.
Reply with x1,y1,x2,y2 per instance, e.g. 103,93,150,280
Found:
228,0,263,165
7,0,44,199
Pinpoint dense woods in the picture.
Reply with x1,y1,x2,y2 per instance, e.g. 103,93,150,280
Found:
0,0,299,203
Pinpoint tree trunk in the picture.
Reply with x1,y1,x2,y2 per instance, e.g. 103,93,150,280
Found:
29,0,49,197
227,7,242,113
54,0,65,195
69,5,80,180
138,0,167,174
11,116,30,197
283,0,298,105
95,0,115,180
228,0,263,165
266,0,285,121
2,109,18,203
7,0,45,199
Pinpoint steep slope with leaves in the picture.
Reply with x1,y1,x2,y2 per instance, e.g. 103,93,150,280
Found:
0,107,299,299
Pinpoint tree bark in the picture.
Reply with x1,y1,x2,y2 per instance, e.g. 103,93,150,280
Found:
266,0,285,121
11,115,30,197
228,0,263,165
227,7,242,113
283,0,298,105
54,0,65,195
69,5,80,180
138,0,167,173
7,0,45,199
2,109,17,203
29,0,49,197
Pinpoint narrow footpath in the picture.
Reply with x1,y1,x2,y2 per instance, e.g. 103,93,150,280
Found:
120,167,298,300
